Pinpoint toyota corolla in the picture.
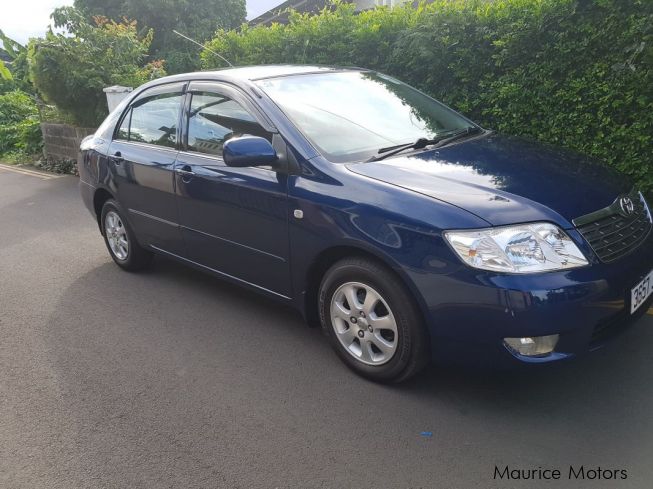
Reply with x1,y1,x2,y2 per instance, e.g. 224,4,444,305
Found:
79,65,653,382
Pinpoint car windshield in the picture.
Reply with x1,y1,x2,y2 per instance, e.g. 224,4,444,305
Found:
255,71,477,162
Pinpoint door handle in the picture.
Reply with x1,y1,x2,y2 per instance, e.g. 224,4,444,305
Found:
110,151,124,164
175,165,195,177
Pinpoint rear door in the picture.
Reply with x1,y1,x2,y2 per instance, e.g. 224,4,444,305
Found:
108,83,186,254
174,81,292,297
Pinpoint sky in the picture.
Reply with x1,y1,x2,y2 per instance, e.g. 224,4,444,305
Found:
247,0,285,20
1,0,283,45
2,1,74,44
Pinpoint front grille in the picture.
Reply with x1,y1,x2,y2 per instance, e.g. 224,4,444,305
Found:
574,191,652,263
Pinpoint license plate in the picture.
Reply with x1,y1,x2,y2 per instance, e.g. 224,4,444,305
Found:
631,270,653,314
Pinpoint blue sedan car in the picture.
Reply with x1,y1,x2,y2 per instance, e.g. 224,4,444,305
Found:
79,65,653,382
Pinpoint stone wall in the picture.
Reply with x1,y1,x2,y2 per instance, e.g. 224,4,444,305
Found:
40,123,96,161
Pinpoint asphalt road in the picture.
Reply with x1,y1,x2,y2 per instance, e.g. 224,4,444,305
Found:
1,164,652,489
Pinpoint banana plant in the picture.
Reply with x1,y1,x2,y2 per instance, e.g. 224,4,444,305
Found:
0,30,26,80
0,60,11,80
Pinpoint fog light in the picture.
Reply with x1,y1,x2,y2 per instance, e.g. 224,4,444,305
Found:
504,335,559,357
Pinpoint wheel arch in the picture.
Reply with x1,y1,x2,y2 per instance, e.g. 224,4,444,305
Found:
302,244,431,337
93,187,114,229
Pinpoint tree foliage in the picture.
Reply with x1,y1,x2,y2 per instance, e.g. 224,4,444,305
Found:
73,0,246,73
203,0,653,194
29,7,165,126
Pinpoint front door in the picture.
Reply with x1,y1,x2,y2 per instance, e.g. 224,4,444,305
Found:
109,83,186,254
174,83,292,297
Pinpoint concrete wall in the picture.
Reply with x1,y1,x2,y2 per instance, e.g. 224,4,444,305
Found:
40,123,96,161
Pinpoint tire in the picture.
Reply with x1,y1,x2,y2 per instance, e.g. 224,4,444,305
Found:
318,256,429,383
100,199,153,271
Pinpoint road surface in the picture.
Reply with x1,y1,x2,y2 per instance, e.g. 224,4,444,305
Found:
1,164,652,488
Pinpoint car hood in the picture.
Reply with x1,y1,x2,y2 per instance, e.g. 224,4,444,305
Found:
346,133,631,228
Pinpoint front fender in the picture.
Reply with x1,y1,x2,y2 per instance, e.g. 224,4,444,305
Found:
287,160,484,330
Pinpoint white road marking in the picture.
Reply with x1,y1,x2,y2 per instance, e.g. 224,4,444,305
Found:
0,163,63,180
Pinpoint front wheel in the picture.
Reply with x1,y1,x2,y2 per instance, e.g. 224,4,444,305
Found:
318,257,429,383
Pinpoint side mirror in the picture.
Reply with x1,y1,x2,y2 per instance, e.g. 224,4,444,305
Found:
223,136,278,168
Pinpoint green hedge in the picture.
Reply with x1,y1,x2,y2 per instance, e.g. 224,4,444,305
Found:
203,0,653,194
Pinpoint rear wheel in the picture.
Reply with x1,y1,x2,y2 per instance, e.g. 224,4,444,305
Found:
101,199,152,271
318,257,429,383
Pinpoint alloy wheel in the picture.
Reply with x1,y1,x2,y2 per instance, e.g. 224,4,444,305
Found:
330,281,398,365
104,211,129,261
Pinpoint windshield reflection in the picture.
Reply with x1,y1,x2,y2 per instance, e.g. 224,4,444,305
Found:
257,71,474,162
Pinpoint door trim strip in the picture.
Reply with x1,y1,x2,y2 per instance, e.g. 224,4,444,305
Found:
128,209,286,262
128,208,180,228
182,225,286,262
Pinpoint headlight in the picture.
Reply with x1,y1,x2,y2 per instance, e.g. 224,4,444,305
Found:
444,223,588,273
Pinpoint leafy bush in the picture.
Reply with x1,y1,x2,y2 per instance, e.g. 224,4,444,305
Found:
0,90,36,125
203,0,653,194
39,103,77,125
36,157,78,175
29,7,165,126
0,90,42,156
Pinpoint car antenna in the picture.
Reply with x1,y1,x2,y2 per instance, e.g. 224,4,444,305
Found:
172,30,233,67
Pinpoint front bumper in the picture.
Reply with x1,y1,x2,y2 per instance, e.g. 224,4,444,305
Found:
422,230,653,367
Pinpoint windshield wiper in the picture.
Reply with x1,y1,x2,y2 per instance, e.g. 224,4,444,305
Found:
366,126,482,162
431,126,483,149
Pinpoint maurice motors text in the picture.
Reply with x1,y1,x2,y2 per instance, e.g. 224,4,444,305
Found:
494,465,627,481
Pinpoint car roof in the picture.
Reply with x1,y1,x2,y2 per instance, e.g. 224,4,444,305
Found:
212,64,361,80
143,64,365,88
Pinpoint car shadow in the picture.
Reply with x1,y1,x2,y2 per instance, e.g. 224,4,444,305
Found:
48,254,653,439
401,318,653,419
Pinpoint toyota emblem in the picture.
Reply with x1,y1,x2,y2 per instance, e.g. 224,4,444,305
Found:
619,196,635,216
